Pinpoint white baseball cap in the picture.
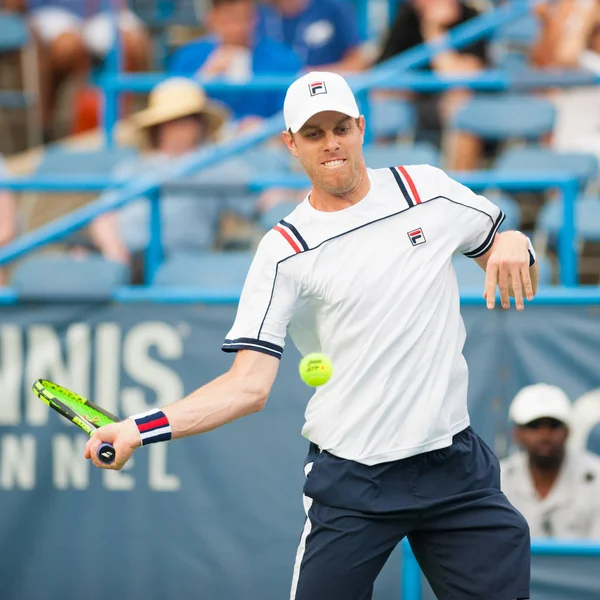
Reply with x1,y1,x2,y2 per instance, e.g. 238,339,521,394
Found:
508,384,572,426
283,71,360,133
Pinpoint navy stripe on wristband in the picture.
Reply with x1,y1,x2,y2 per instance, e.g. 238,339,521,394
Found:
130,409,172,446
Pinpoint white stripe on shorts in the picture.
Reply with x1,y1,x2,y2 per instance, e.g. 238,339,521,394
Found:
290,462,314,600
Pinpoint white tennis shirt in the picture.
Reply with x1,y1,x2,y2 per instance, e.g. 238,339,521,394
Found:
223,164,504,465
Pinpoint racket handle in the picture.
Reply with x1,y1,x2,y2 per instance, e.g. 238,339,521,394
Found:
97,443,116,465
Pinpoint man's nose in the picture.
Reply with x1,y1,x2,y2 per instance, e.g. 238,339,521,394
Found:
323,130,340,152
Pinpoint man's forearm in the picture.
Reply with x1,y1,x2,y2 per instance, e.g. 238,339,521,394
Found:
162,371,268,440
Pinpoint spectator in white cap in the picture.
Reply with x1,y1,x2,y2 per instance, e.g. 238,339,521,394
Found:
501,383,600,539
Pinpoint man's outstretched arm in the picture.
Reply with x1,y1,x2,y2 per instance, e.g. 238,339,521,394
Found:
85,350,280,470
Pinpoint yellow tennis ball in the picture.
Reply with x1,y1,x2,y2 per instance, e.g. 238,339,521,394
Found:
299,353,333,387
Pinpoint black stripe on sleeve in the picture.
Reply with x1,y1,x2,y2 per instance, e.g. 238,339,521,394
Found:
389,167,414,207
280,220,309,251
463,211,506,258
221,338,283,359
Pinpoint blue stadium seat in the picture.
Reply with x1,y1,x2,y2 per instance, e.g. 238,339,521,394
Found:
586,421,600,457
490,15,539,72
452,251,553,288
259,201,300,231
11,255,130,300
0,12,38,148
152,252,253,288
494,147,599,189
36,147,137,176
452,253,486,288
369,97,416,140
242,147,293,173
493,14,539,48
536,196,600,243
0,12,29,53
363,142,440,168
452,95,555,140
488,192,520,232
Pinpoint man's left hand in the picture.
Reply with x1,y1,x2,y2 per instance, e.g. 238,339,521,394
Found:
483,231,533,311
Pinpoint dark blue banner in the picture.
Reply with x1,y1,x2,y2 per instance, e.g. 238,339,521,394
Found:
0,303,599,599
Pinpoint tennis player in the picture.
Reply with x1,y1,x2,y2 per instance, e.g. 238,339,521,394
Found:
86,71,537,600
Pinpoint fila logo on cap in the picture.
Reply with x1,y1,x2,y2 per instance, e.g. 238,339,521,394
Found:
408,228,426,246
309,81,327,96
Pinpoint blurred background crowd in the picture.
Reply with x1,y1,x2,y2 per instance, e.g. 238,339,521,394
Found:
0,0,598,290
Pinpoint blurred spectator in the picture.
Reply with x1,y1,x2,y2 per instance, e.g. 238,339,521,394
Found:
89,78,258,281
374,0,487,158
532,2,600,165
3,0,151,140
531,0,598,69
501,384,600,539
0,157,17,286
257,0,366,71
169,0,301,129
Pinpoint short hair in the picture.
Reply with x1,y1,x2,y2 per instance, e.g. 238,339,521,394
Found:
211,0,252,8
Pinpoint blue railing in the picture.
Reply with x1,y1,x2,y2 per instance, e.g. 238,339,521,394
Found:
0,171,581,286
1,285,600,306
400,538,600,599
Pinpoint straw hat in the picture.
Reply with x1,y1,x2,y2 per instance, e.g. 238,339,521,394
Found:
132,77,228,137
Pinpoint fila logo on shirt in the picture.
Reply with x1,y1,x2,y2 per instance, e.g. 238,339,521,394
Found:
408,228,426,246
309,81,327,96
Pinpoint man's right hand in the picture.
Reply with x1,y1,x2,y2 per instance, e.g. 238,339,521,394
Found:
85,419,141,471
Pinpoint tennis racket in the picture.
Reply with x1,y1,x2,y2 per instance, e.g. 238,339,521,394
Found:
32,379,119,465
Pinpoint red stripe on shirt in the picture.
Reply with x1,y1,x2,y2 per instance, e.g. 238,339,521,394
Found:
138,416,169,432
398,166,421,204
274,225,301,253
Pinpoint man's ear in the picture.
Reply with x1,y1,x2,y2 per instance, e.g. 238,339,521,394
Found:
357,116,366,145
282,130,299,159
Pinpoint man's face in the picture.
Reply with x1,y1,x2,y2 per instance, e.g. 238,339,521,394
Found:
210,0,256,47
514,418,569,469
283,111,366,197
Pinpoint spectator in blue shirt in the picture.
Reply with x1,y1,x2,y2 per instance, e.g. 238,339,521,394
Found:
169,0,302,128
257,0,366,71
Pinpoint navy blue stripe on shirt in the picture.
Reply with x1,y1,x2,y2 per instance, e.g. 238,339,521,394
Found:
389,167,414,207
280,220,309,251
222,338,283,359
464,211,506,258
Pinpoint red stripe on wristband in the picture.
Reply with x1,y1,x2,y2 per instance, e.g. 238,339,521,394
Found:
138,415,169,432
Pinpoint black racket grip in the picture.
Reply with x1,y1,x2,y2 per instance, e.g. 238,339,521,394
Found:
97,443,116,465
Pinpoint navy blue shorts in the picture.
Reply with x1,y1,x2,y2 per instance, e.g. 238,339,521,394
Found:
290,427,530,600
